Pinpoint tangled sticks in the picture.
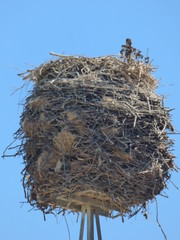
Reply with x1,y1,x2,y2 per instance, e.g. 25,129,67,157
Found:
11,40,175,220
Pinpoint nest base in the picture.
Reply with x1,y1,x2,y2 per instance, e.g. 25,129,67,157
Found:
56,195,111,217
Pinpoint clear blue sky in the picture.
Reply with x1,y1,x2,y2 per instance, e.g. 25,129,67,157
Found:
0,0,180,239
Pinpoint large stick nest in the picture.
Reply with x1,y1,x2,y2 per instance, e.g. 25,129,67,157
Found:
11,40,176,220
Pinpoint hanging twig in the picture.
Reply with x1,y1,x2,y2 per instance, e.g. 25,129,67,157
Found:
64,214,71,240
155,198,167,240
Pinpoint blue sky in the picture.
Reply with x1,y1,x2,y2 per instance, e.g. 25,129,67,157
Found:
0,0,180,239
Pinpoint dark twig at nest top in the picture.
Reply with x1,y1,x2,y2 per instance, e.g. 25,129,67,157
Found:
120,38,146,63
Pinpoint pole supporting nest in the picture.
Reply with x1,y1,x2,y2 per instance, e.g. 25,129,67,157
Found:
79,206,102,240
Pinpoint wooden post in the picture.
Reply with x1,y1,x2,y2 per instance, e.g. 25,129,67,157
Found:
79,208,85,240
87,206,94,240
95,213,102,240
78,205,103,240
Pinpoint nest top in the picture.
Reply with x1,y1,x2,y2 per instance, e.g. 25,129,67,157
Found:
22,51,156,89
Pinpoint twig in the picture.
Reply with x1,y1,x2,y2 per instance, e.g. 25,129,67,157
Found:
64,215,71,240
155,198,167,240
50,52,78,58
2,138,17,158
169,179,179,190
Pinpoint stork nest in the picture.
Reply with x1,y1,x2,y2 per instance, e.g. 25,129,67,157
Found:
9,41,176,220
